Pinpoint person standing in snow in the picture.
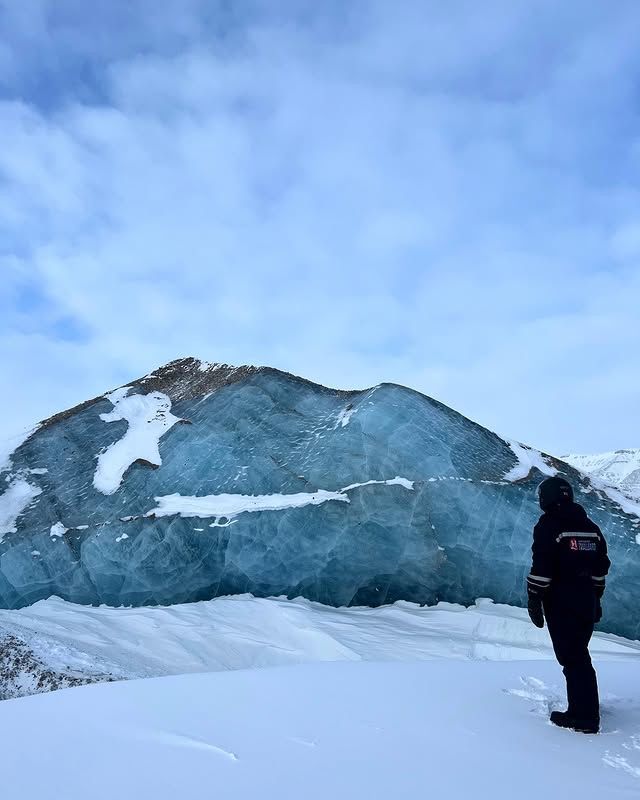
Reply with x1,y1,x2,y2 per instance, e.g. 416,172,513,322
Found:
526,476,610,734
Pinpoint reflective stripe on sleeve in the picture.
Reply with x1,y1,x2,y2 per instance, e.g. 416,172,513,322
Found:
528,574,551,584
555,531,601,543
527,575,552,593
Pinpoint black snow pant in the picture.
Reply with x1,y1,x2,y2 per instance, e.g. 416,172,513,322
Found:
544,588,599,722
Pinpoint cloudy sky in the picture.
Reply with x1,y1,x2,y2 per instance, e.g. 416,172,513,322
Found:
1,0,639,455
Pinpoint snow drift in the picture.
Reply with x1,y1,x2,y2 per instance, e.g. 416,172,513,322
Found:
1,593,639,701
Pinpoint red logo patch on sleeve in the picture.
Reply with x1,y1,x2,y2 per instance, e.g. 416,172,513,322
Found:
570,539,578,551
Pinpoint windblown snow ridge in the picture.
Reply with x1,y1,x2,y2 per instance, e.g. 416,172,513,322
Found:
0,594,638,701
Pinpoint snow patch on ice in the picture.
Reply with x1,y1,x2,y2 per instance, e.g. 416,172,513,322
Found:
335,405,356,428
148,478,414,521
49,523,67,539
93,388,181,495
149,489,350,520
343,477,414,492
504,440,557,482
0,426,39,474
0,479,42,540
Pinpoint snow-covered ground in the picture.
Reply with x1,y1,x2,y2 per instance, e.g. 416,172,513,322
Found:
2,596,640,797
3,659,640,799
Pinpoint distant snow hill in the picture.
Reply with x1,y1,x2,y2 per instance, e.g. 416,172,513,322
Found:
564,449,640,501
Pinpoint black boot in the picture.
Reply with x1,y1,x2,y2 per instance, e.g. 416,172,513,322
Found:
550,710,599,734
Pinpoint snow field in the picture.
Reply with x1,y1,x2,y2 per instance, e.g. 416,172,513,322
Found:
1,595,640,797
2,660,640,799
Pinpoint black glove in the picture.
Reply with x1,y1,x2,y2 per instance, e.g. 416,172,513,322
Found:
595,597,603,624
528,592,544,628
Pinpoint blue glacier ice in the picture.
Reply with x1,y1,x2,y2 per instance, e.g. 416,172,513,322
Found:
0,358,638,639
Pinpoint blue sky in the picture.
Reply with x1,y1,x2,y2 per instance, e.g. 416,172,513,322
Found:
1,0,639,454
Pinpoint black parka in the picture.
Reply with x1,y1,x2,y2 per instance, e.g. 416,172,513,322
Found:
527,501,610,604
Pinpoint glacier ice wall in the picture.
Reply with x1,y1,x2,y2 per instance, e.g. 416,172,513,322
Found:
1,359,638,639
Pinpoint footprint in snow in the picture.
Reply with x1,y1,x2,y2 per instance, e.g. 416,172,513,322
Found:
602,707,640,778
504,676,561,717
603,752,640,779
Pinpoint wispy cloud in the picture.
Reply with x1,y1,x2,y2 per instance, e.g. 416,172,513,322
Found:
1,1,639,453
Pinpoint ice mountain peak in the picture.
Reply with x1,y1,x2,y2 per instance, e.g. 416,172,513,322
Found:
0,359,638,639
